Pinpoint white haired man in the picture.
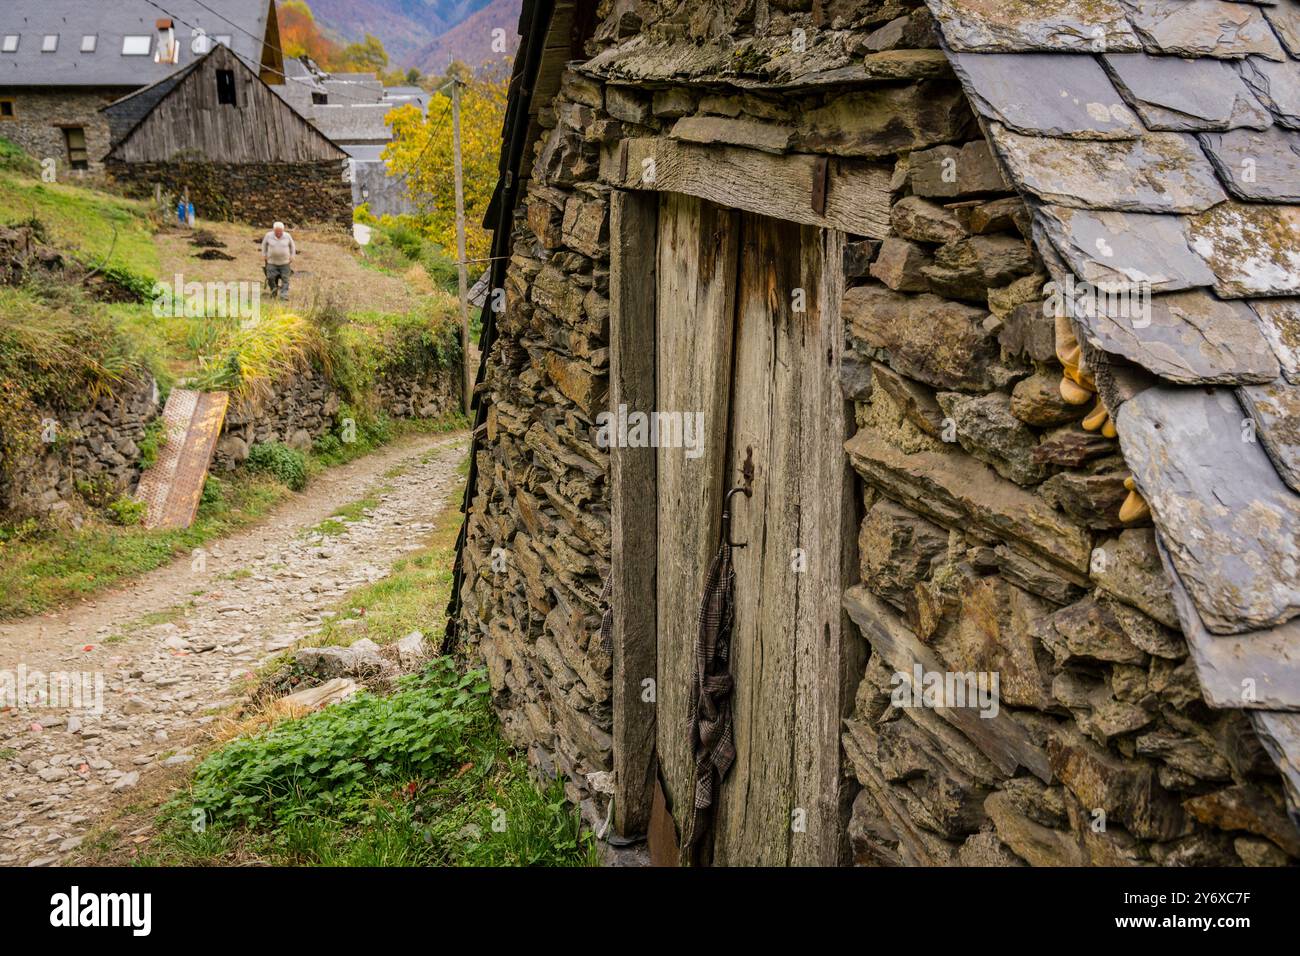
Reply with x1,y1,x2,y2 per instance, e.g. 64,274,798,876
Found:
260,221,296,300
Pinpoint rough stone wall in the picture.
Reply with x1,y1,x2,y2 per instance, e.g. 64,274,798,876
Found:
1,376,160,520
213,365,460,471
3,364,457,515
459,0,1300,861
0,88,122,176
105,159,354,231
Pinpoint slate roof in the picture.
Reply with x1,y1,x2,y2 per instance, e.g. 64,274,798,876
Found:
0,0,271,88
923,0,1300,821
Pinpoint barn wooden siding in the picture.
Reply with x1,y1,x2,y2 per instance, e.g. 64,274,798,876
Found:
110,44,344,165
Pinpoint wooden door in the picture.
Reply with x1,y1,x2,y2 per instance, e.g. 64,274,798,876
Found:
652,194,857,866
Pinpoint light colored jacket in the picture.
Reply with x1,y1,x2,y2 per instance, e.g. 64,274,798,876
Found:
261,231,296,265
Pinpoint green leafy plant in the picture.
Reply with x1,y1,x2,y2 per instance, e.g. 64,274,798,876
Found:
244,442,307,492
189,660,489,826
107,496,146,526
137,418,165,470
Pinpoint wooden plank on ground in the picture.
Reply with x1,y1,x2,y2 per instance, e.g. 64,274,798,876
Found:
604,137,893,239
609,189,659,839
135,388,229,530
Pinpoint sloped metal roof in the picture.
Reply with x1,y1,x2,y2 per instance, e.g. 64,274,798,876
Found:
923,0,1300,821
0,0,272,88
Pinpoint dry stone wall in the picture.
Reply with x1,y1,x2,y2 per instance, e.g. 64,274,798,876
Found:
105,159,354,231
457,0,1300,861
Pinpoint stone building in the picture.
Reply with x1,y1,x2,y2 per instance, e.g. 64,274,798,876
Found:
0,0,281,176
104,43,352,230
449,0,1300,866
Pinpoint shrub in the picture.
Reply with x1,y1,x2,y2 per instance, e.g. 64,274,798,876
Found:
107,496,146,526
244,442,307,491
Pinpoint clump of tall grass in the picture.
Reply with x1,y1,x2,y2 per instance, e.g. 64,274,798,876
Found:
189,308,328,404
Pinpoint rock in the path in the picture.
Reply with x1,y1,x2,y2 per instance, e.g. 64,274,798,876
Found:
112,772,140,792
277,678,359,713
396,631,429,669
294,639,389,679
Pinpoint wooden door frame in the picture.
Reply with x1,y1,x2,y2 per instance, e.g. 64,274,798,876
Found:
607,167,862,864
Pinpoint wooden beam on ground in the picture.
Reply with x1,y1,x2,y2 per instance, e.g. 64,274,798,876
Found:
601,137,893,239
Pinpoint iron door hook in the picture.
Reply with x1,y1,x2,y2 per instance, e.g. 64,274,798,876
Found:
722,485,752,548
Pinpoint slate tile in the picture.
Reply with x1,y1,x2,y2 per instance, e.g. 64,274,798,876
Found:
1239,380,1300,492
1251,298,1300,384
1199,126,1300,202
927,0,1141,53
1186,203,1300,297
1162,554,1300,712
1115,385,1300,634
1121,0,1287,60
1065,289,1279,384
988,124,1227,213
1262,2,1300,58
1104,53,1273,131
948,52,1142,139
1035,206,1216,294
1238,56,1300,128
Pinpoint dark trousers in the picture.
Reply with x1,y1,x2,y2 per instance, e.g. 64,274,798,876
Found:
265,263,291,300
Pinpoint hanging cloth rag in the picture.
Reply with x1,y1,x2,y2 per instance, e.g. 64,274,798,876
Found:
682,526,739,862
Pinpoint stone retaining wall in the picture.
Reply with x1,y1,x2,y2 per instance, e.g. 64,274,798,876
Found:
105,159,354,231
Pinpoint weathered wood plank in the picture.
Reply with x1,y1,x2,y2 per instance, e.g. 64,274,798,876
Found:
791,228,860,866
655,194,739,840
609,190,659,838
842,585,1053,783
604,137,893,239
714,213,804,866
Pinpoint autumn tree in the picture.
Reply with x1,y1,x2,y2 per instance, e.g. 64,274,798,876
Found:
381,63,508,262
276,2,393,73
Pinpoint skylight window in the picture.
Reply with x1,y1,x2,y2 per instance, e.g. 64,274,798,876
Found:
122,35,151,56
2,36,19,53
81,35,97,53
41,35,58,53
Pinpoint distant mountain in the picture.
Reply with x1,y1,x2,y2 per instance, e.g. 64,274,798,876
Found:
413,0,521,74
299,0,519,72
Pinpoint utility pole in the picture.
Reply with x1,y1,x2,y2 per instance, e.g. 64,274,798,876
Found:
451,77,472,415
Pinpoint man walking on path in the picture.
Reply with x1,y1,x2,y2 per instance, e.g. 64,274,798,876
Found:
261,221,296,300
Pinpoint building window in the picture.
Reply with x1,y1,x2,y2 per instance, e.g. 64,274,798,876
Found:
63,128,88,171
312,91,328,105
41,35,58,53
81,35,97,53
122,35,151,56
0,100,15,120
2,36,19,53
216,69,237,106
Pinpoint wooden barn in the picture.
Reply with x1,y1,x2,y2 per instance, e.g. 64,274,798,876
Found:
450,0,1300,867
103,42,352,229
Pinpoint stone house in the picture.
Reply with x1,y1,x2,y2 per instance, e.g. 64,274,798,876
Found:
449,0,1300,867
103,43,352,229
0,0,282,176
273,58,427,215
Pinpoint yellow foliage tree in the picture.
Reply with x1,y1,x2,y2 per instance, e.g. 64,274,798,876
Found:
381,64,508,263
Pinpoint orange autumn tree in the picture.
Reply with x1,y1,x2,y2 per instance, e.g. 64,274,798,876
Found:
277,1,391,73
382,63,509,263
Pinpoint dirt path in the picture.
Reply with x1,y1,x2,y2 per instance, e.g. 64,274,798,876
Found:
0,431,468,866
155,221,435,315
